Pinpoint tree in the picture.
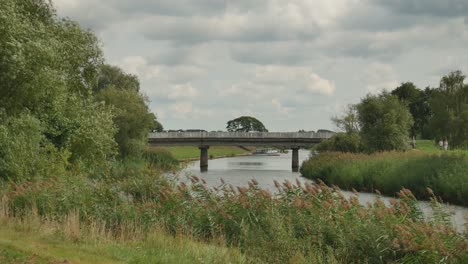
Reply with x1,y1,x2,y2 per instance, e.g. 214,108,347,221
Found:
153,120,164,132
97,88,157,158
428,71,468,148
357,92,413,152
0,0,117,175
391,82,432,138
226,116,268,132
331,104,360,134
95,64,140,93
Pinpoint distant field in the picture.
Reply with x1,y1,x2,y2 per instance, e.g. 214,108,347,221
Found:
150,146,253,160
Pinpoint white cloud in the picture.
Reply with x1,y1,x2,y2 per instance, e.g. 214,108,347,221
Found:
271,99,292,115
168,83,199,99
362,63,399,93
254,65,335,96
120,56,160,80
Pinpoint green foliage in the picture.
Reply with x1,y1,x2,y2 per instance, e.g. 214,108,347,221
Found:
226,116,268,132
428,71,468,149
301,151,468,206
331,104,360,134
144,148,179,170
0,113,68,181
97,88,156,158
0,0,116,175
314,133,362,153
391,82,432,138
96,64,140,93
63,97,117,172
357,92,413,152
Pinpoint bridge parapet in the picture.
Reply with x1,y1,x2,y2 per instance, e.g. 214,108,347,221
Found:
149,131,334,139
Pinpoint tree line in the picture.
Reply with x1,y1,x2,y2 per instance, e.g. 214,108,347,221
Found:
0,0,162,180
318,71,468,152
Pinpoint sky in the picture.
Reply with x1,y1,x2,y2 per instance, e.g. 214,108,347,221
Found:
53,0,468,132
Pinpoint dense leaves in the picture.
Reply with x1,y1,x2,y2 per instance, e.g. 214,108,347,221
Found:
226,116,268,132
357,92,413,152
0,0,160,179
97,88,156,158
428,71,468,148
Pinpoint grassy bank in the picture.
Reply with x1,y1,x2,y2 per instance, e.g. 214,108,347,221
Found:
300,151,468,206
0,210,244,263
150,146,253,160
1,166,466,263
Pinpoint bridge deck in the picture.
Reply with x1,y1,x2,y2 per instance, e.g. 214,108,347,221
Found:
148,132,333,147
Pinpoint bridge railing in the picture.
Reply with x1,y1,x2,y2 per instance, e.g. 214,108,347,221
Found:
149,131,334,139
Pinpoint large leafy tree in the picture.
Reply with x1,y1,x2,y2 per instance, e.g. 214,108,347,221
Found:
97,88,157,158
428,71,468,148
0,0,116,177
226,116,268,132
357,92,413,152
391,82,432,138
95,64,140,93
95,64,160,158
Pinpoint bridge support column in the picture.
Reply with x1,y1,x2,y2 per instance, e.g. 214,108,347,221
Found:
292,147,300,172
199,146,209,172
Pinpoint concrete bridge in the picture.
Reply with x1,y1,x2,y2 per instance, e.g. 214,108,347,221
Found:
148,132,333,172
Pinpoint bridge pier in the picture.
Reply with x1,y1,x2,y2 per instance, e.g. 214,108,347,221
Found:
199,146,209,172
292,147,300,172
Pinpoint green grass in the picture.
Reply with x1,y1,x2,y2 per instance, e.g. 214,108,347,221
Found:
415,139,441,152
0,215,245,264
301,151,468,206
152,146,253,160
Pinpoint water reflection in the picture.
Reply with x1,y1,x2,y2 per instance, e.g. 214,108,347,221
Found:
174,150,467,232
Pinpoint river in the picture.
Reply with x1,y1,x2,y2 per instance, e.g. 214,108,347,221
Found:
172,150,467,232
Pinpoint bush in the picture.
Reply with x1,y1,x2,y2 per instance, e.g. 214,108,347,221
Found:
314,133,362,153
144,148,179,170
0,113,68,181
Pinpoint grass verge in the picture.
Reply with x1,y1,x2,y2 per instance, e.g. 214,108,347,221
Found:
150,146,253,160
0,210,245,264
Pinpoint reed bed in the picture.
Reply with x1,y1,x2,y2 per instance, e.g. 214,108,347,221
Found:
1,169,466,263
301,151,468,206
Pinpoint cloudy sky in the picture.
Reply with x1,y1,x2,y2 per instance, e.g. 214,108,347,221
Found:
53,0,468,132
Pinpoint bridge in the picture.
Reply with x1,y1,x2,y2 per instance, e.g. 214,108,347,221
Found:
148,132,333,172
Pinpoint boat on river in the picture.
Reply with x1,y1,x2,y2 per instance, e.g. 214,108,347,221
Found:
254,148,281,156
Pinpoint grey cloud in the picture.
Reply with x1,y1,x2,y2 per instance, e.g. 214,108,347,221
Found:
374,0,468,17
230,42,314,65
141,15,319,44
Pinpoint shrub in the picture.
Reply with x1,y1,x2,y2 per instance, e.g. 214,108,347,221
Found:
314,133,362,153
144,148,179,170
0,113,68,181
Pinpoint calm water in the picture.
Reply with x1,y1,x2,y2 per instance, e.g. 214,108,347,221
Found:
172,150,467,232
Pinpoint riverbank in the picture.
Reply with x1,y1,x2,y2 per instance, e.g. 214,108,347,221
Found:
149,146,254,160
300,150,468,206
0,209,244,263
1,170,466,263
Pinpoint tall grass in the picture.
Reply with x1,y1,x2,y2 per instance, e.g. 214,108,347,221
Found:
301,151,468,206
1,167,466,263
0,202,245,263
